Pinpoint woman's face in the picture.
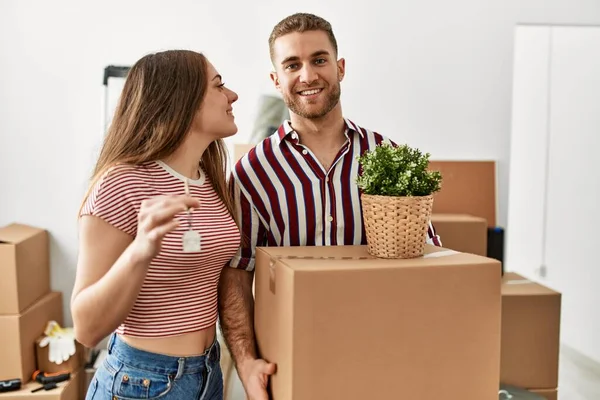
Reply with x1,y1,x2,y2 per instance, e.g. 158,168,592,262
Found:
191,60,239,140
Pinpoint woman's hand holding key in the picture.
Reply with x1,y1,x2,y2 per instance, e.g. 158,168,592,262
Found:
132,195,200,263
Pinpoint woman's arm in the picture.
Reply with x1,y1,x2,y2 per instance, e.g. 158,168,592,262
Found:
71,195,199,348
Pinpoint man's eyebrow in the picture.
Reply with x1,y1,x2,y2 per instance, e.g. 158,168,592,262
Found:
311,50,330,58
281,50,331,65
281,56,299,65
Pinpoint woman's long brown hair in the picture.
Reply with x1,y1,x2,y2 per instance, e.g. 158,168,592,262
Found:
80,50,236,224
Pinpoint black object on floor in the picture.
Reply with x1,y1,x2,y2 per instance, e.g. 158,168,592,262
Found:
31,382,58,393
0,379,21,392
33,370,71,385
487,226,505,275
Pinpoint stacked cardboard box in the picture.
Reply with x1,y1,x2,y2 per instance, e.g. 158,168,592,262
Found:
500,272,561,400
0,223,81,400
424,160,561,398
430,213,488,256
426,161,499,261
254,244,502,400
427,160,497,227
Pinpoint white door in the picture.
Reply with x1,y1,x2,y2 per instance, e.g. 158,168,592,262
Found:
543,26,600,362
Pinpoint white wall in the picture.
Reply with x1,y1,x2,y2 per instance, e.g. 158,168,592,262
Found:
507,25,600,364
1,0,599,327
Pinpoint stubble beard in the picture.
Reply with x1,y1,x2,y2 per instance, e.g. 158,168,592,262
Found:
283,80,341,120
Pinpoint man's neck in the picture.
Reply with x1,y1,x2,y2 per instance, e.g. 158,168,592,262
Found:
289,106,346,150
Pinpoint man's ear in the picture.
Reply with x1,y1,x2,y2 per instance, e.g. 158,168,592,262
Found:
270,71,281,90
337,58,346,82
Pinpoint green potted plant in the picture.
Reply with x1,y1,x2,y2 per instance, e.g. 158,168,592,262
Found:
356,143,443,259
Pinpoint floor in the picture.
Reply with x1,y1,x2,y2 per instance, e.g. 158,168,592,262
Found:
224,345,600,399
558,345,600,399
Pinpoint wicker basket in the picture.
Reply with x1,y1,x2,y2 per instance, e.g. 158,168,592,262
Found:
361,193,434,259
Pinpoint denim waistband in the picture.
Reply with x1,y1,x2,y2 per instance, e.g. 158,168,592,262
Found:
106,333,219,376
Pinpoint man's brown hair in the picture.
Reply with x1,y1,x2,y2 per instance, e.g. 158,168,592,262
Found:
268,13,338,63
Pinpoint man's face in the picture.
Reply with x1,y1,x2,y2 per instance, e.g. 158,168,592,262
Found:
270,30,345,119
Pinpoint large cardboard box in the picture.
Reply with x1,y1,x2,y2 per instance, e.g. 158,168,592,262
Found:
0,292,64,382
431,214,488,256
0,370,81,400
501,273,561,388
0,224,50,314
255,244,502,400
529,388,557,400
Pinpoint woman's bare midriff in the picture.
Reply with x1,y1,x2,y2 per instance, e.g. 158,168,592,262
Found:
119,325,216,357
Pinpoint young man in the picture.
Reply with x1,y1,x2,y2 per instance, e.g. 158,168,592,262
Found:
218,13,442,400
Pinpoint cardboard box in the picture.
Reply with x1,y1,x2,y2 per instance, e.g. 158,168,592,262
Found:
529,388,557,400
233,143,254,163
428,160,497,226
0,224,50,314
255,244,502,400
0,370,80,400
35,338,85,374
0,292,63,382
501,273,561,388
431,214,488,256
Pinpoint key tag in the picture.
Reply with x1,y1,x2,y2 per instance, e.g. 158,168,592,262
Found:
182,179,201,253
183,230,201,253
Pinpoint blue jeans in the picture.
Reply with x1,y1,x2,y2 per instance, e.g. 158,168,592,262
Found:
86,333,223,400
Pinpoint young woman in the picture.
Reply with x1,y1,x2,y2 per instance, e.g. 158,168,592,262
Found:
72,50,240,400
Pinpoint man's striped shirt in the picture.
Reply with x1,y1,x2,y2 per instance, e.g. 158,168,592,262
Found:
229,119,442,271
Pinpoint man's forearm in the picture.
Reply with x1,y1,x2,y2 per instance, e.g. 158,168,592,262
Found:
218,267,258,368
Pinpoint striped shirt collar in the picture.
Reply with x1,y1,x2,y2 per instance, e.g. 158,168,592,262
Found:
275,118,366,146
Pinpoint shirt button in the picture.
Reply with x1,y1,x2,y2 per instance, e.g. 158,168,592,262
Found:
328,215,334,222
325,177,329,182
302,149,308,155
291,133,298,140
